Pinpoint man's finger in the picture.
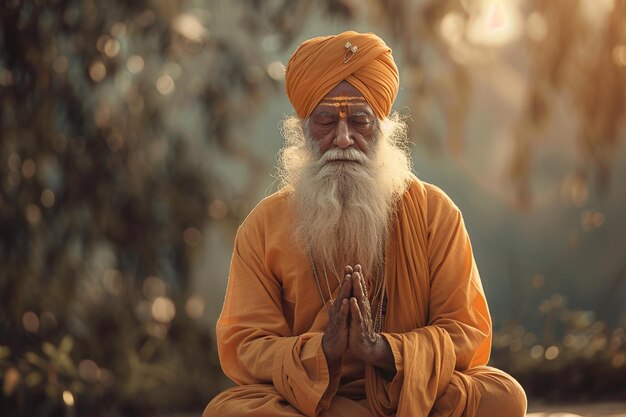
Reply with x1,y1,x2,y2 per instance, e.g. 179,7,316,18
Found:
330,276,350,317
353,272,374,320
352,272,365,300
339,298,349,326
330,296,349,329
339,275,352,300
350,297,363,327
345,265,353,274
354,264,362,273
359,273,370,309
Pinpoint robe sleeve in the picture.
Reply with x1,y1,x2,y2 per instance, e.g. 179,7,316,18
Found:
423,192,491,370
365,187,491,417
216,214,341,417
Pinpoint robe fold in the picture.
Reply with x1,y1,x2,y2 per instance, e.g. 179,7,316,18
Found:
205,178,525,417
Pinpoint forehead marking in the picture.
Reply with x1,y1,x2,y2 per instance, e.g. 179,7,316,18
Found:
318,97,368,106
323,96,364,101
316,96,370,119
316,101,368,107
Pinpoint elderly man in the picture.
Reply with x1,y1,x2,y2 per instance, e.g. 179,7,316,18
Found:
204,31,527,417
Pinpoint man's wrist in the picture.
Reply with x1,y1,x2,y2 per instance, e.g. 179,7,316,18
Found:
369,334,396,375
322,335,343,366
323,350,343,372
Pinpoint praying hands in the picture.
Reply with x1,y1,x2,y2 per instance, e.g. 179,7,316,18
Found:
322,264,396,376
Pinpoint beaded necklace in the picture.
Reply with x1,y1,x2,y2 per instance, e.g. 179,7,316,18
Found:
307,241,386,332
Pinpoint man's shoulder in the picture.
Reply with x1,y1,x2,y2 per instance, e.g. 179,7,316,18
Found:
239,188,294,231
404,177,460,213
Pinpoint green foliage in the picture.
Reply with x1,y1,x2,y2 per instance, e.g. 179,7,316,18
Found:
491,294,626,401
1,0,625,414
0,0,303,414
1,304,222,415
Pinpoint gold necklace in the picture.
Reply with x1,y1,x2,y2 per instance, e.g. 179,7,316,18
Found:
308,241,386,332
364,264,386,332
307,241,337,314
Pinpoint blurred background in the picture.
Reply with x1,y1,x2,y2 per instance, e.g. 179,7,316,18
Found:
1,0,625,416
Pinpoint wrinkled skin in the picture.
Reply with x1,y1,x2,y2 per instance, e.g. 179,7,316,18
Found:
322,264,396,375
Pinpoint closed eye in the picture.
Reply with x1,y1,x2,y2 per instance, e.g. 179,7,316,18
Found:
313,116,337,127
350,117,372,127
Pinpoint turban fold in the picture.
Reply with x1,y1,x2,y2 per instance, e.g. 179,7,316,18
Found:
285,31,399,119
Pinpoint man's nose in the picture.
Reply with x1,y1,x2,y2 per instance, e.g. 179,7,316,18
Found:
334,118,354,149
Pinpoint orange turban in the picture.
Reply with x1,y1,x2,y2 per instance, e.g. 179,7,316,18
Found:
285,31,399,119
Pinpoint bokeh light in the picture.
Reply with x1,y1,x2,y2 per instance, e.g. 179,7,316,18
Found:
21,159,36,178
127,55,145,74
156,74,175,95
151,297,176,323
40,189,56,208
2,1,625,415
185,295,205,319
89,61,107,82
103,38,120,58
8,153,21,171
53,56,69,73
3,368,20,396
208,200,228,219
143,276,166,300
22,312,40,333
466,0,523,46
440,13,465,45
173,13,208,43
78,359,100,383
25,204,42,225
183,227,203,247
267,61,285,80
525,12,548,42
102,269,124,296
62,390,75,406
545,346,559,360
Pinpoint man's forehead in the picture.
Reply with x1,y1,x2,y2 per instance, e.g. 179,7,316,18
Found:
313,81,373,113
317,96,369,107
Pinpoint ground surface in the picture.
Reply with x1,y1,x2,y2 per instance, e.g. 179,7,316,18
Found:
527,402,626,417
163,402,626,417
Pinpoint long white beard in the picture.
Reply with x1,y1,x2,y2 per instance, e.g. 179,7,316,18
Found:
277,115,414,277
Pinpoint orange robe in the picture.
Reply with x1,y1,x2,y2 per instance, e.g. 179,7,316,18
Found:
204,179,526,417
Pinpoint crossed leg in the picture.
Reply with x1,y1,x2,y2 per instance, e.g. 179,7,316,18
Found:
204,366,526,417
204,384,373,417
431,366,527,417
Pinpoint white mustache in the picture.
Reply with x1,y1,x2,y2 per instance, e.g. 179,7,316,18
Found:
319,148,369,165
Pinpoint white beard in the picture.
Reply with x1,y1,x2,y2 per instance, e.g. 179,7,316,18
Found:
277,115,414,278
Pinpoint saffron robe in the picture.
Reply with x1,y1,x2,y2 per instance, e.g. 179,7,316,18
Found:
204,178,526,417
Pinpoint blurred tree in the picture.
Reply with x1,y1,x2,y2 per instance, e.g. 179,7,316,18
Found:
490,294,626,401
0,0,349,415
361,0,626,400
1,0,625,414
510,0,626,206
367,0,626,207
